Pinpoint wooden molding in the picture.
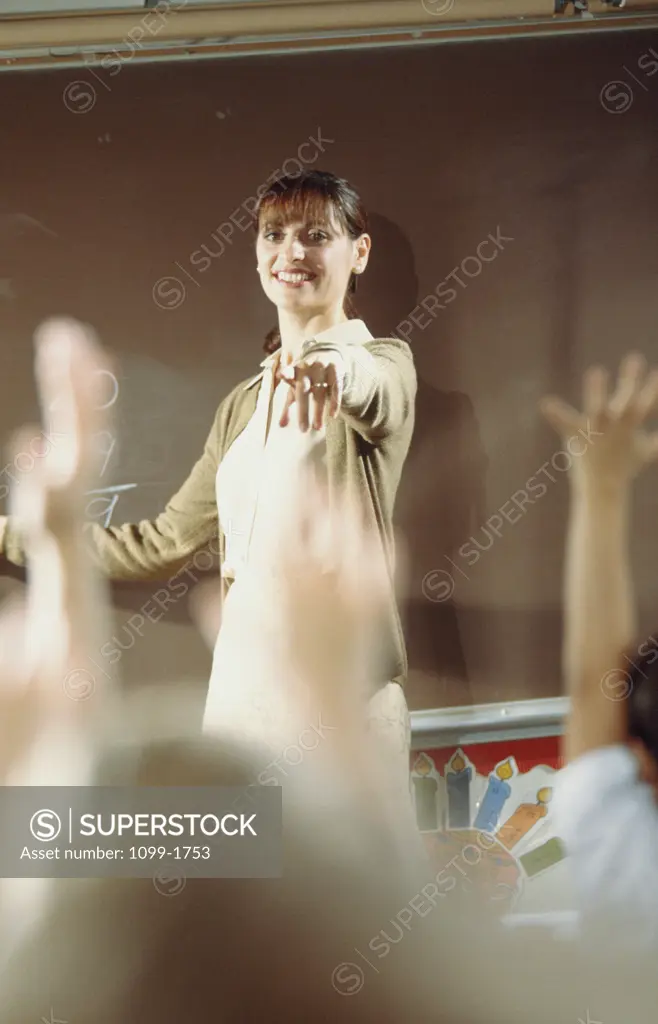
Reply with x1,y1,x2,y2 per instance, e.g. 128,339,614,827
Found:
1,0,658,51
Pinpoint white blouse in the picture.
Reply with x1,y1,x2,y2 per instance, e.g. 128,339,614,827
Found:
203,319,411,791
215,319,374,580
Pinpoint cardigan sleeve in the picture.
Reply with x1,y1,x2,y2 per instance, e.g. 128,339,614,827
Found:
0,404,223,581
300,336,416,442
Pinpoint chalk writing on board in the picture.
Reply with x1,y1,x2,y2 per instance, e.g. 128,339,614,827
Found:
73,369,137,529
47,368,119,418
85,483,138,529
92,369,120,411
95,430,117,478
47,367,144,528
45,368,120,451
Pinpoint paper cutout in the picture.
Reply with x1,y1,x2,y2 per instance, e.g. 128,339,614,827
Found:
473,757,516,833
412,752,440,831
412,750,564,913
445,749,473,829
498,787,552,850
519,837,565,878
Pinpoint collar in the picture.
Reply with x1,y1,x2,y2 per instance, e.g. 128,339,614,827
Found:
243,319,374,390
306,318,374,348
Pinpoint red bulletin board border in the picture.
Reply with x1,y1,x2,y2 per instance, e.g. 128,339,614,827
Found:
414,735,562,776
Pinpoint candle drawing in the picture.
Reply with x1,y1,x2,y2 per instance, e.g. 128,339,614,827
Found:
473,758,514,833
412,753,439,832
497,787,552,850
446,750,472,828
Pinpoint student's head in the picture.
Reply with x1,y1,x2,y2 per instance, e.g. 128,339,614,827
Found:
0,730,468,1024
254,171,371,351
625,637,658,785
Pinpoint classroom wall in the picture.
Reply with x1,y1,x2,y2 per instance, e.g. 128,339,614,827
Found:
1,28,657,713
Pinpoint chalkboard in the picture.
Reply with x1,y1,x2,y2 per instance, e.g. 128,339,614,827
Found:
1,27,657,711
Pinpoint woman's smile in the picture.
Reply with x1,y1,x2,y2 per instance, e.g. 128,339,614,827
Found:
272,269,316,287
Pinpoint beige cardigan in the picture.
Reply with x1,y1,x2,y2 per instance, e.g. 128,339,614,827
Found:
0,332,417,687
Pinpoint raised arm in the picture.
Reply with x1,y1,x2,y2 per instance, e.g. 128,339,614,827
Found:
541,353,658,762
0,393,222,582
0,319,120,787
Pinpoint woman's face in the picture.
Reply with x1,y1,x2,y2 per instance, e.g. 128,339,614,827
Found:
256,206,370,318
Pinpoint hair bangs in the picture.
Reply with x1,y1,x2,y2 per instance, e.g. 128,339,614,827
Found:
256,180,346,234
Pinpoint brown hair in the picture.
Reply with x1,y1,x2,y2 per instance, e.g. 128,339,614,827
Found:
254,170,369,354
625,632,658,760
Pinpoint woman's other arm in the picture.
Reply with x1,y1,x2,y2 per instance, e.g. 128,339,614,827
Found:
0,401,222,582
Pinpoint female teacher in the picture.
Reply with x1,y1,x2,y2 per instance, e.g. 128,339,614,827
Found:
0,170,417,789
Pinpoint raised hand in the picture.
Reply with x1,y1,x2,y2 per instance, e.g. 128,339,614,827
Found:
272,462,388,715
540,352,658,491
0,318,117,785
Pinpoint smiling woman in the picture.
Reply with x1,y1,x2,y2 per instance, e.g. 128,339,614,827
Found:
255,172,370,358
205,171,418,802
0,169,418,805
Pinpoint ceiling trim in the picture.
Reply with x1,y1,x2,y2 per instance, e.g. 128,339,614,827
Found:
1,0,657,52
2,14,658,73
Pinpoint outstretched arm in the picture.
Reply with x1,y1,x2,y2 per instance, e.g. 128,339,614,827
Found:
279,337,416,442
